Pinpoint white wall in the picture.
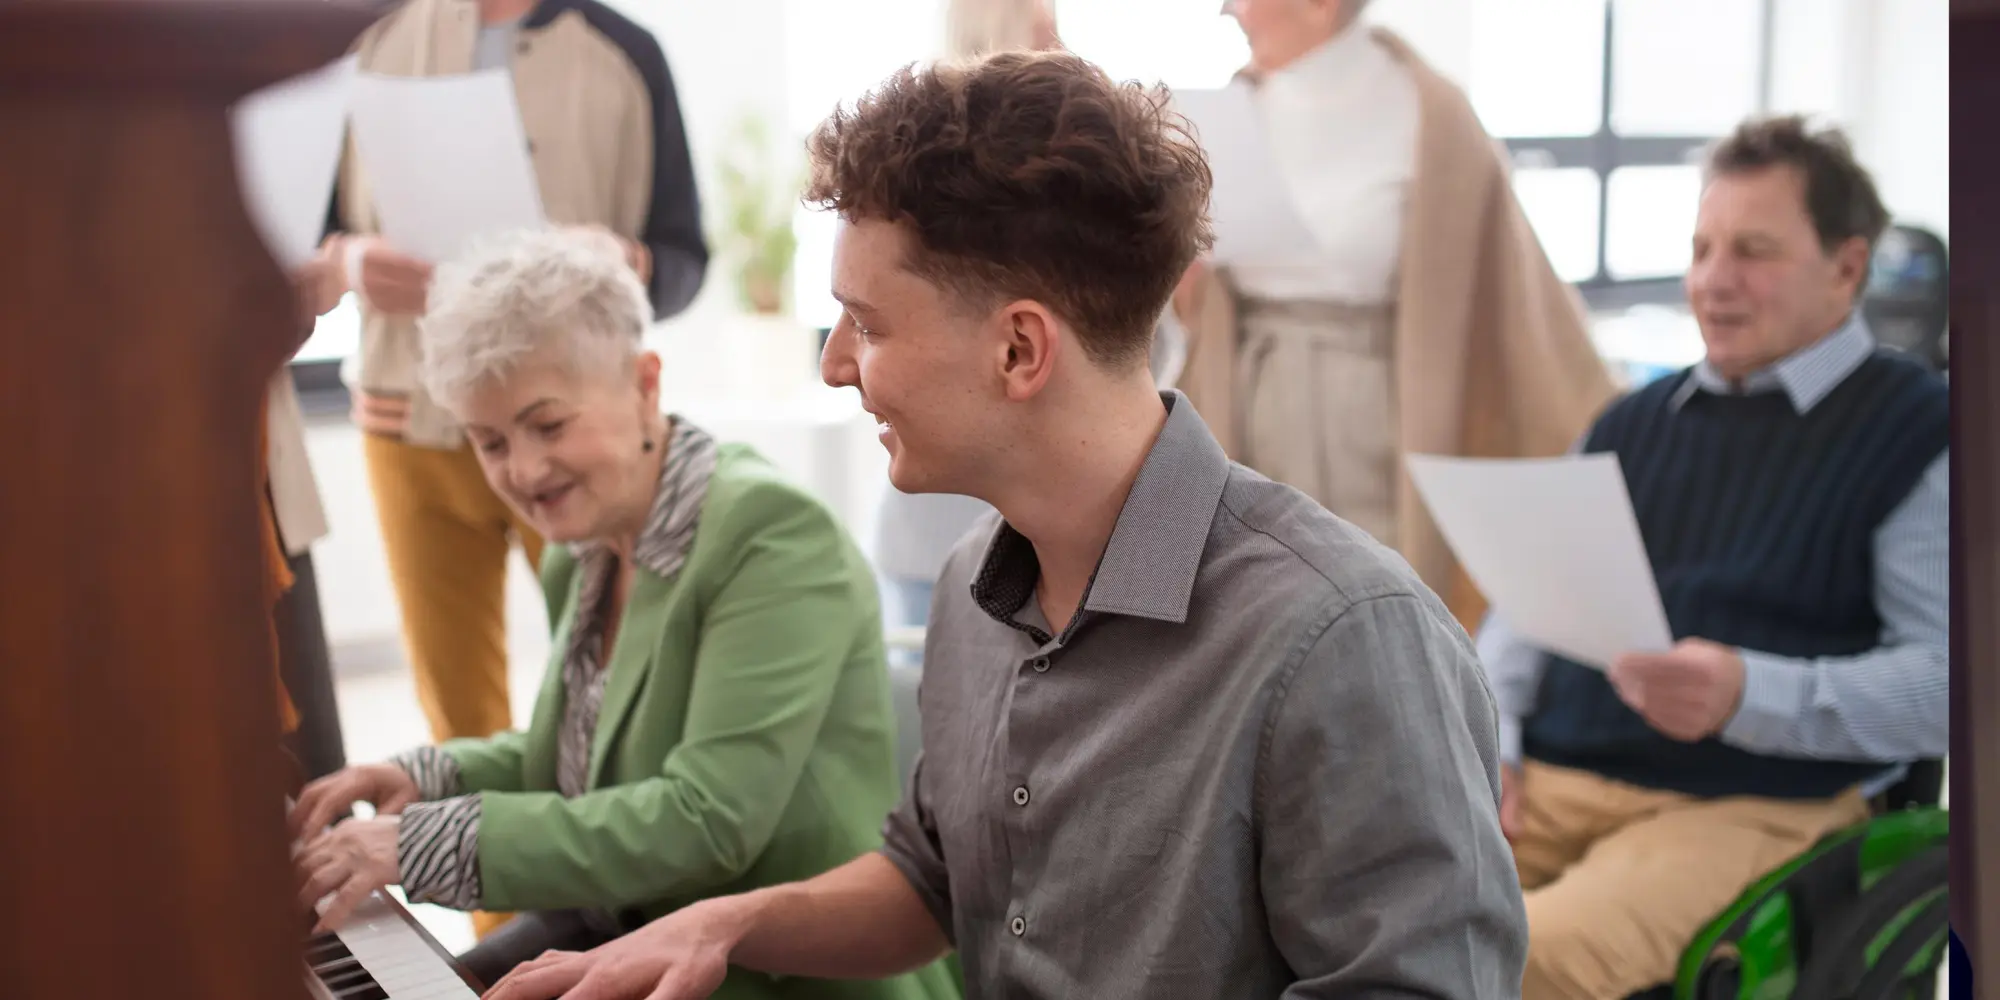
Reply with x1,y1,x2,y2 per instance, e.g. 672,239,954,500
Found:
1856,0,1949,237
1765,0,1948,237
609,0,792,322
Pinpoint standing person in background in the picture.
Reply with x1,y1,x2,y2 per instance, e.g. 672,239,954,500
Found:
270,238,350,783
273,239,354,788
870,0,1060,633
1171,0,1618,630
324,0,707,753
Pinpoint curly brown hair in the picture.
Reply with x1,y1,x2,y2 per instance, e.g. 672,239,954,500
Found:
804,49,1214,369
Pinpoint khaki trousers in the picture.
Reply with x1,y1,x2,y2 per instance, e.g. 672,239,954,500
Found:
1511,760,1871,999
1236,297,1399,547
363,433,545,941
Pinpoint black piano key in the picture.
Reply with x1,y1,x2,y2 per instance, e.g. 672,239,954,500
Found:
308,954,355,974
303,930,388,1000
332,982,390,1000
320,963,374,990
305,935,352,966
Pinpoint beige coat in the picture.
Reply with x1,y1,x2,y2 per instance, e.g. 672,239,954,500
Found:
266,372,329,556
1174,28,1621,631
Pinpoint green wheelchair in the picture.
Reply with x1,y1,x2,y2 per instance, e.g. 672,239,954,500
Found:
1630,759,1949,1000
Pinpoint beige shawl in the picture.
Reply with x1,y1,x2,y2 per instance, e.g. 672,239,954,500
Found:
1174,27,1622,631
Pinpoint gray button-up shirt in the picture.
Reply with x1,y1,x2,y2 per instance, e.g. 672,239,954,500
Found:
880,391,1528,999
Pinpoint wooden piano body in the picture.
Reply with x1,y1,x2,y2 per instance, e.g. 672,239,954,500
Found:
0,2,479,996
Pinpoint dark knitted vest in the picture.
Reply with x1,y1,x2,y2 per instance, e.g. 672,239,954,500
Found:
1523,351,1946,799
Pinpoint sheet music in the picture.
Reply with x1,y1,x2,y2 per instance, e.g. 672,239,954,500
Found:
230,56,358,270
1166,83,1321,266
1406,453,1674,669
347,69,547,263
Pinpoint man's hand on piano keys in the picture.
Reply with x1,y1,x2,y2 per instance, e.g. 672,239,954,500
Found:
295,815,403,935
482,899,741,1000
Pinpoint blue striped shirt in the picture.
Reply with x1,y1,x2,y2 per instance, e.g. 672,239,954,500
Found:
1477,314,1948,796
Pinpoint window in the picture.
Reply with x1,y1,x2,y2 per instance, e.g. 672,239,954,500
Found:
1609,0,1763,137
1468,0,1605,139
1055,0,1248,90
1511,168,1602,285
1476,0,1775,307
1604,164,1702,280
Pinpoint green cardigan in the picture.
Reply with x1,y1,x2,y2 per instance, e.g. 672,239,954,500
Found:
438,444,959,1000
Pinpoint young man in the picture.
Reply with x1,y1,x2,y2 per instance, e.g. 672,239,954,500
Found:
484,49,1525,1000
1478,116,1949,999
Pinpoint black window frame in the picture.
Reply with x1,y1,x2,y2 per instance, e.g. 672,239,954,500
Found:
1499,0,1777,311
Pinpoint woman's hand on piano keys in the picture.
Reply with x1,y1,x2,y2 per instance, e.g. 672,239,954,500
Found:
287,763,420,845
294,815,402,935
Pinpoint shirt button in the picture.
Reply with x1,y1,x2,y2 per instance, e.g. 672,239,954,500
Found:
1031,656,1050,673
1012,785,1030,806
1010,915,1027,936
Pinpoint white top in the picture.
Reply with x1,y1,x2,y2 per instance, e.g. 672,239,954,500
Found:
1226,25,1420,306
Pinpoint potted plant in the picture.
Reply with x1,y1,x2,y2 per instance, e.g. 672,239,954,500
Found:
712,110,803,316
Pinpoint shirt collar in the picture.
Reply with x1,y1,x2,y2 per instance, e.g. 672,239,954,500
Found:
569,415,719,579
968,390,1232,638
1670,311,1876,414
1255,22,1375,100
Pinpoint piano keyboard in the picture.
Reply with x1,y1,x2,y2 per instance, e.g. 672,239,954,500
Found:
303,891,480,1000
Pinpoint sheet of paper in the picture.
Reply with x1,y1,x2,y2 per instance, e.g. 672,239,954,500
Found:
347,69,546,263
1406,454,1674,669
1167,83,1321,265
230,56,358,270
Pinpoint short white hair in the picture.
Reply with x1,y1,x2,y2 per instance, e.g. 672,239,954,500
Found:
419,227,652,406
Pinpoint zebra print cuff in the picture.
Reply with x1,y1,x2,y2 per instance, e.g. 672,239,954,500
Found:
396,795,484,911
389,745,464,802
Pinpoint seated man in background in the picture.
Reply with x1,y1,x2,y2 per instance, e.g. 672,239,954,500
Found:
483,48,1525,1000
285,229,957,1000
1478,115,1949,1000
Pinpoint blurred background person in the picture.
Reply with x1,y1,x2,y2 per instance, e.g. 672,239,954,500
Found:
1171,0,1619,630
1475,116,1947,1000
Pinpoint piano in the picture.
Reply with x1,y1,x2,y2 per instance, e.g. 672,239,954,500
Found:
0,3,443,999
304,891,484,1000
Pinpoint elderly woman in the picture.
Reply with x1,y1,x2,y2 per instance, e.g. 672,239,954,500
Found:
286,227,959,1000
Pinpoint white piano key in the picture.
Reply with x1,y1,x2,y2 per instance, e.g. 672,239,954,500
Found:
326,892,480,1000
